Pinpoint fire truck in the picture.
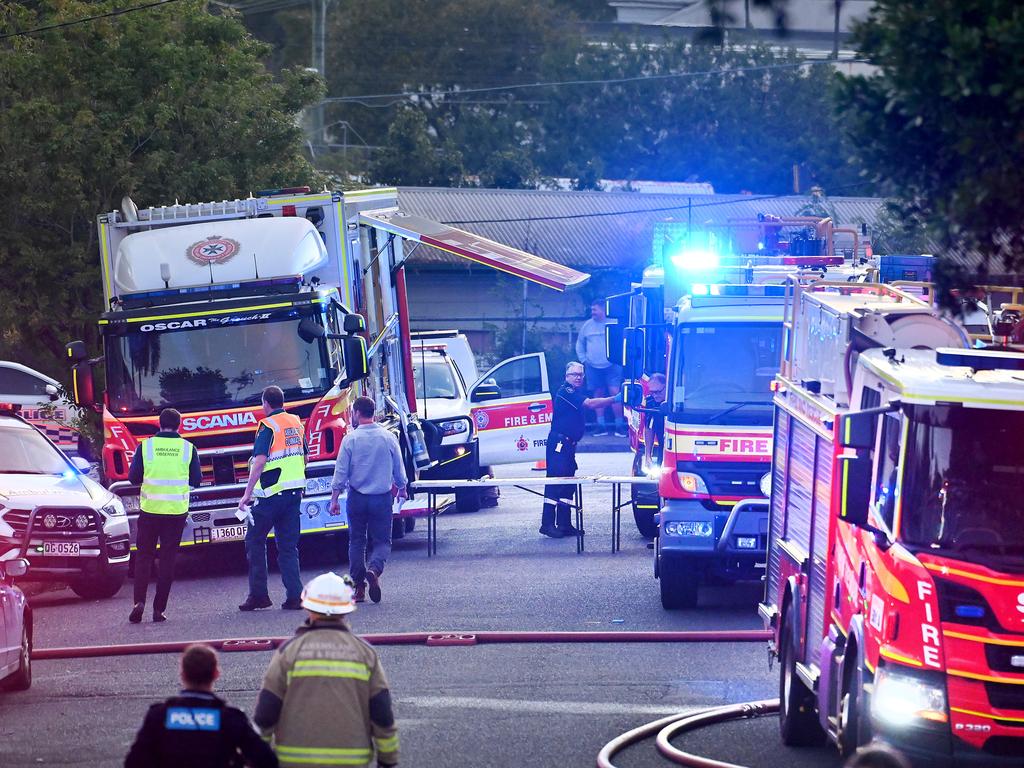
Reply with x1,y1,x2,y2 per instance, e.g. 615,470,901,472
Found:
609,215,866,609
66,187,586,552
762,281,1024,764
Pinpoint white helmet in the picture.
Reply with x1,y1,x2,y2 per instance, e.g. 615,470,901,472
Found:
300,572,356,615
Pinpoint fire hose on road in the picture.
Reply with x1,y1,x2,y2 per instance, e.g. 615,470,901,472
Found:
596,698,780,768
32,629,770,660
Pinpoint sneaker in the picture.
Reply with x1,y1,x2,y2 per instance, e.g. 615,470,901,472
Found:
280,598,304,610
153,611,167,623
353,584,366,603
614,427,628,437
128,602,144,624
238,596,273,612
593,427,609,437
366,569,382,604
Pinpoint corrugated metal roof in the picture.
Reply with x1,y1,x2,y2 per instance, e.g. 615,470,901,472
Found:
397,187,885,270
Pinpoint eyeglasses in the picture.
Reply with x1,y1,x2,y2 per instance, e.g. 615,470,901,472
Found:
648,388,664,395
567,371,584,377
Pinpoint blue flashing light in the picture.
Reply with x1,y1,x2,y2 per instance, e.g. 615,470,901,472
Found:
62,469,77,480
669,248,720,272
954,604,986,619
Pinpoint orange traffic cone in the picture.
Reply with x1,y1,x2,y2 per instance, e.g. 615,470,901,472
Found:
532,459,547,471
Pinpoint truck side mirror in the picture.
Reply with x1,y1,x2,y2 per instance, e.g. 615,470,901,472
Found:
622,382,644,408
45,383,59,402
605,321,625,367
298,318,326,343
622,327,645,380
1,558,28,579
838,412,875,449
66,340,87,363
471,382,501,402
342,313,366,334
837,453,872,527
342,337,369,382
71,361,98,409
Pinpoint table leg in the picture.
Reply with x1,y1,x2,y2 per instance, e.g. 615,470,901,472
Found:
428,492,436,557
576,483,584,554
612,483,619,554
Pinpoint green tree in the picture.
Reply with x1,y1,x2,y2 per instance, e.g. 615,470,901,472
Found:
0,0,323,380
371,107,465,187
836,0,1024,279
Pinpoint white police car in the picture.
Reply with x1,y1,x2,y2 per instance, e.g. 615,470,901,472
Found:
0,404,130,599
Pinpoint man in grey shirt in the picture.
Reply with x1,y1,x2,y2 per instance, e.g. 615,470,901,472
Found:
575,299,626,436
328,396,408,604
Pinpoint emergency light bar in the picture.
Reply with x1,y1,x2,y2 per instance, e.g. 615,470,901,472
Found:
118,276,303,307
936,347,1024,371
0,403,21,414
690,284,788,297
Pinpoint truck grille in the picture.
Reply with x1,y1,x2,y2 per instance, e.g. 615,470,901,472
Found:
3,507,101,536
982,736,1024,756
986,681,1024,711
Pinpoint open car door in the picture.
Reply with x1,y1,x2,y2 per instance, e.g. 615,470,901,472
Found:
470,353,551,466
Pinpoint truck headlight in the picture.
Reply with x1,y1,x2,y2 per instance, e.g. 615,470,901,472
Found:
664,520,713,537
872,666,948,727
101,498,126,517
305,476,333,495
676,472,709,494
438,419,469,437
759,473,772,497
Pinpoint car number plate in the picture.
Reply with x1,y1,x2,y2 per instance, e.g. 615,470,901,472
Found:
43,541,80,556
212,525,247,542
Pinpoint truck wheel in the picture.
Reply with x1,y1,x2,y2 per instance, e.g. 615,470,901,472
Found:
69,572,125,600
838,652,871,756
455,488,481,514
659,556,699,609
630,452,659,539
391,518,406,539
779,607,825,746
2,623,31,691
404,517,416,533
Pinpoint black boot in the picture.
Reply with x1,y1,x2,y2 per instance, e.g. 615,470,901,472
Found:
539,505,564,538
556,505,583,537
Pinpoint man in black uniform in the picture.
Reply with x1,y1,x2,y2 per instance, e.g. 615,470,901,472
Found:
125,643,277,768
541,362,620,538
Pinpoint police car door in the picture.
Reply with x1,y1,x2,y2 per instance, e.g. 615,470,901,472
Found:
471,353,551,466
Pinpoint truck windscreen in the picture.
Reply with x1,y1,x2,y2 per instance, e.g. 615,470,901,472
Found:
900,405,1024,568
105,317,332,415
671,322,781,426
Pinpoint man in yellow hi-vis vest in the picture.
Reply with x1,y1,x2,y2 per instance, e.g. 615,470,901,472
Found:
127,408,201,624
238,386,307,612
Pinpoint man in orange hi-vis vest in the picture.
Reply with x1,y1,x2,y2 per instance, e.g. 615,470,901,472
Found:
238,386,306,612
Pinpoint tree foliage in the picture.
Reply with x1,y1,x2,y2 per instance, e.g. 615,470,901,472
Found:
836,0,1024,278
0,0,323,380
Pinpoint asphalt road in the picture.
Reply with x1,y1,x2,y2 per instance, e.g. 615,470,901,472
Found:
0,452,843,768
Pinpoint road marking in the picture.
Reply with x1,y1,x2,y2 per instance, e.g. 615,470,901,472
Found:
398,695,699,716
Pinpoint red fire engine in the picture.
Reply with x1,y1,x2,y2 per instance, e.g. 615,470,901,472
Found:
762,281,1024,764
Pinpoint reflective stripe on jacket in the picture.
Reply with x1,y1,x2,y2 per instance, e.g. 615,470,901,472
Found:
256,412,306,498
140,437,193,515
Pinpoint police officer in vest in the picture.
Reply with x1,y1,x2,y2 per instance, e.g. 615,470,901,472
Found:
541,362,620,538
238,386,306,612
127,407,201,623
125,643,278,768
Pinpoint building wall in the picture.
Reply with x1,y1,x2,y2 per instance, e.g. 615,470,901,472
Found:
404,267,633,371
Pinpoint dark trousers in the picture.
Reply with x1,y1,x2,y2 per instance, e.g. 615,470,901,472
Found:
133,512,187,613
347,490,393,585
245,490,303,602
543,435,578,526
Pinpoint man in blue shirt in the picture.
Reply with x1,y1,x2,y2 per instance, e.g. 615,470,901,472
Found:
328,397,407,604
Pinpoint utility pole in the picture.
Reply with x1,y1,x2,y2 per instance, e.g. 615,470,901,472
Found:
311,0,331,152
832,0,843,60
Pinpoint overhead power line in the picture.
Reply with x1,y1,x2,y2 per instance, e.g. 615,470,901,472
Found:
324,56,868,107
0,0,184,42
